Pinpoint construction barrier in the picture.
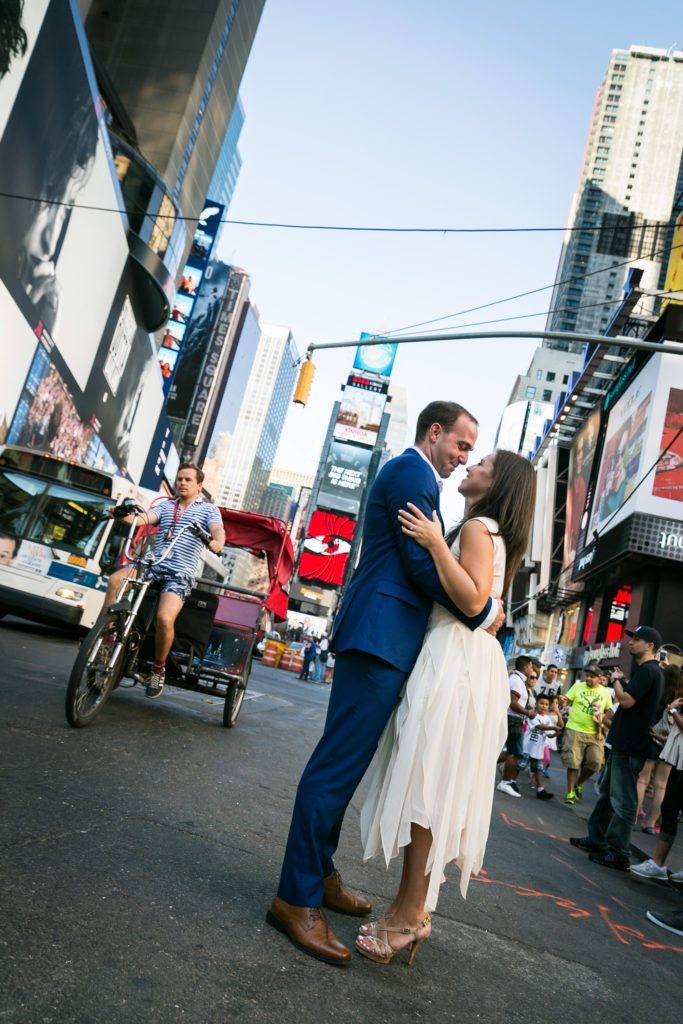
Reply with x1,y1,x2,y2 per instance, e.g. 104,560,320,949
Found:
289,650,305,674
263,638,285,668
279,648,294,671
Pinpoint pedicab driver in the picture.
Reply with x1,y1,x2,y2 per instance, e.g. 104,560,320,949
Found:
104,463,225,698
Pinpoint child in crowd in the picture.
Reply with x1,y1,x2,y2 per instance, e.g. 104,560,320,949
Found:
543,695,564,777
527,695,560,800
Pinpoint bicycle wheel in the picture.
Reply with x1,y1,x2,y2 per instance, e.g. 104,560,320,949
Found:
65,611,125,727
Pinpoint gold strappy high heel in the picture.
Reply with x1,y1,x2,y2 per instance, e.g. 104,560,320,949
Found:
355,916,431,966
358,912,431,937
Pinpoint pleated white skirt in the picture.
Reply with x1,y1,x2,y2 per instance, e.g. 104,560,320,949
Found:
360,605,509,911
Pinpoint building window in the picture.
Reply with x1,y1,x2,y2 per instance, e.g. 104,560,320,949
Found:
525,386,536,400
542,389,553,402
562,374,569,384
546,371,556,382
536,369,543,380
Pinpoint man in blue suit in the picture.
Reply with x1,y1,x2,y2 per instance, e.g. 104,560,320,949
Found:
267,401,503,964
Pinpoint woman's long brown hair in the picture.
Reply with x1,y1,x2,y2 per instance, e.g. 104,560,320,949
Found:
446,450,537,595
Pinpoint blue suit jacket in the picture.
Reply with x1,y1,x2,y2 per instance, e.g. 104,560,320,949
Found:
331,448,493,672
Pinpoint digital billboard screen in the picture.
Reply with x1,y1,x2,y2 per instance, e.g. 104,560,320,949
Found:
162,202,224,396
299,510,355,588
166,259,232,419
352,333,398,378
588,355,659,539
318,441,373,515
334,385,387,447
563,406,601,568
652,387,683,502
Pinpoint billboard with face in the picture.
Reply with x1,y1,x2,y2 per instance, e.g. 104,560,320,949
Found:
299,510,355,588
0,0,128,391
318,441,373,516
563,406,601,568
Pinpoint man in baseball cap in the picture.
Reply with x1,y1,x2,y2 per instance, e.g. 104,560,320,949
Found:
570,625,663,871
624,625,663,647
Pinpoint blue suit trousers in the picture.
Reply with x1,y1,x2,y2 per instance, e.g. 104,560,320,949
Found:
277,650,407,907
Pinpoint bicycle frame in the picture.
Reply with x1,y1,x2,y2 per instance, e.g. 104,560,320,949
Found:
104,512,210,674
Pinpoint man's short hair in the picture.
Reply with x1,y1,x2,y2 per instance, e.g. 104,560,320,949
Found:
546,663,558,672
177,462,205,485
515,655,532,671
414,401,478,442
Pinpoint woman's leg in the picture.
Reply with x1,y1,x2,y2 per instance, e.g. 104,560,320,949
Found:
636,760,655,821
357,824,433,954
646,762,674,830
652,767,683,865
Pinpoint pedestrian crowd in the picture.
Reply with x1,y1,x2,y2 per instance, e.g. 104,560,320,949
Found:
495,626,683,940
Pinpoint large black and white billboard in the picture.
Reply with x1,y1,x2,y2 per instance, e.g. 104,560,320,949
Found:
318,440,373,515
0,0,167,487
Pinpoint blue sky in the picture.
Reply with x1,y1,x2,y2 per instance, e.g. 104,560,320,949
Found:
216,0,680,521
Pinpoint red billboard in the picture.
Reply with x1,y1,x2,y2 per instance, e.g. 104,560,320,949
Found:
299,510,355,588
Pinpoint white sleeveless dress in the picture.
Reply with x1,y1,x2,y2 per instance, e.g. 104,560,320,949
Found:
360,516,509,911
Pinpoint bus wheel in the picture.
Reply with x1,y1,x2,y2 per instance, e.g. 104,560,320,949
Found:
65,612,124,727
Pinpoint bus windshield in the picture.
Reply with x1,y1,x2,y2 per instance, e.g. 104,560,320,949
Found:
0,468,110,558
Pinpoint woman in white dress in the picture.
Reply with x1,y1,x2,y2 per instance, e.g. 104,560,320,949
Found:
356,449,536,965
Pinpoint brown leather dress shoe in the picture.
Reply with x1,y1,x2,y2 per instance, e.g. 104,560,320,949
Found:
266,897,352,966
322,869,372,916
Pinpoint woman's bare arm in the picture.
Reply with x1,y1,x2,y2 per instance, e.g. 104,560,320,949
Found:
398,504,494,616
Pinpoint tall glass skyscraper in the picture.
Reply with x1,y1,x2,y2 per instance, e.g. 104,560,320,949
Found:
547,45,683,347
216,323,299,512
208,97,245,236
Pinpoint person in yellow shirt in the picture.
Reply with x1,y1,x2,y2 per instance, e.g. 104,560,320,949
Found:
561,662,613,804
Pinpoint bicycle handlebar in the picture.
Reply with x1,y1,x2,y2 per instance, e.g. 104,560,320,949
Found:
189,521,212,547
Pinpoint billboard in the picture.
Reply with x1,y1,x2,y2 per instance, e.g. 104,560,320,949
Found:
334,385,387,447
318,441,373,515
166,257,231,418
353,333,398,378
0,0,128,392
0,1,168,484
563,407,601,568
652,387,683,502
662,211,683,310
162,203,224,398
182,268,248,450
587,352,683,540
299,510,356,588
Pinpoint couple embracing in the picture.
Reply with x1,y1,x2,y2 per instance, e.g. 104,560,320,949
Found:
267,401,536,966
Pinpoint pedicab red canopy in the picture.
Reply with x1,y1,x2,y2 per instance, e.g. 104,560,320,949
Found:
217,507,294,621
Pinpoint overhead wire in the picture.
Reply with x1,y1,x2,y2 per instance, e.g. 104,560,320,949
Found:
0,188,679,235
382,238,683,338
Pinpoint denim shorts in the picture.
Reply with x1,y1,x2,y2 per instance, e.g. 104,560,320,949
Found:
144,565,193,601
505,717,525,757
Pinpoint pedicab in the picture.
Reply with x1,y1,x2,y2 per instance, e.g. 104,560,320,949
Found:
65,502,294,729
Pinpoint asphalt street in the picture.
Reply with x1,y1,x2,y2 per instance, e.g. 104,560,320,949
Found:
1,616,682,1024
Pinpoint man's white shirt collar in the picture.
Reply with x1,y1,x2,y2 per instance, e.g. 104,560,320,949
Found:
412,446,443,492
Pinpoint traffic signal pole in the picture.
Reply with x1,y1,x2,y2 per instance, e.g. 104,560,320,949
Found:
292,329,683,406
305,328,683,359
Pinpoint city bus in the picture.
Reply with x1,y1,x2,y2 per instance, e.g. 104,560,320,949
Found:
0,445,163,630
